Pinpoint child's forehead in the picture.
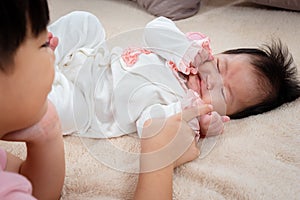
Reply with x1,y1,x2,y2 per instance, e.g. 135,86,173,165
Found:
30,28,47,36
25,22,47,39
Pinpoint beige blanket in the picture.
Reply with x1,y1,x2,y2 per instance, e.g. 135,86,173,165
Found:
1,0,299,199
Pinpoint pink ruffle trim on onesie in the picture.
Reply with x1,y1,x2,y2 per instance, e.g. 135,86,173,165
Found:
121,47,152,67
166,60,190,93
167,32,214,76
186,32,213,58
185,32,207,40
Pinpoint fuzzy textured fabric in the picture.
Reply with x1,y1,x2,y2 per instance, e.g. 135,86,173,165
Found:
247,0,300,11
131,0,201,20
1,0,299,199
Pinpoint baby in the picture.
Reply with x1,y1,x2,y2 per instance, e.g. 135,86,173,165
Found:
48,12,300,139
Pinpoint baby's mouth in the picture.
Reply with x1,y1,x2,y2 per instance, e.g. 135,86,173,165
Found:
186,73,202,98
196,74,202,98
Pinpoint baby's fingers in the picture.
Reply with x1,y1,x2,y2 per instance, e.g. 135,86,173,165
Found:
205,112,225,136
182,104,213,122
222,116,230,122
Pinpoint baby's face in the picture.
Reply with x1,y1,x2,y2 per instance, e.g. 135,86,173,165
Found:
187,53,262,116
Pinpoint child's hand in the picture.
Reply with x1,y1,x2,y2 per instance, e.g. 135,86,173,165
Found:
2,101,61,145
48,32,59,51
199,111,230,138
140,104,213,171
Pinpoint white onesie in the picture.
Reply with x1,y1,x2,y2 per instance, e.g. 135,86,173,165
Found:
48,12,213,138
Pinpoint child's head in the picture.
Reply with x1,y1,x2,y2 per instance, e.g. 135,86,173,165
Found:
0,0,54,135
188,40,300,118
0,0,50,71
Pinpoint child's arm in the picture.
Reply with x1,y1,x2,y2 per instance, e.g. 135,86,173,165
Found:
3,101,65,200
4,152,23,173
134,104,213,200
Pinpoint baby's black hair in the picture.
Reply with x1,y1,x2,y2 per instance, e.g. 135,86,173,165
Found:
224,40,300,119
0,0,49,72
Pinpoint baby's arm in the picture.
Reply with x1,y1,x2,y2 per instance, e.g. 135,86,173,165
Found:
144,16,190,61
144,17,213,74
3,101,65,200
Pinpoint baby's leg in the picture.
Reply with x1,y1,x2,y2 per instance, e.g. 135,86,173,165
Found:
47,11,106,135
48,11,106,65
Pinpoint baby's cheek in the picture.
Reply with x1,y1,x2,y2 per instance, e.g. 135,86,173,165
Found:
200,95,212,105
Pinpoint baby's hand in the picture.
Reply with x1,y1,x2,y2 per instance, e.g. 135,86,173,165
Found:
185,32,214,68
48,32,59,51
2,101,62,145
199,111,230,138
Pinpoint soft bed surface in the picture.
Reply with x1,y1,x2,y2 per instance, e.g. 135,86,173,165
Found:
1,0,299,199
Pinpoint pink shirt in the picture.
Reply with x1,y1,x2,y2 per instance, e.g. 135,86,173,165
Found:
0,147,36,200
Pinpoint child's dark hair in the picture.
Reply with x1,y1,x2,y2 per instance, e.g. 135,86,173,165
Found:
0,0,49,72
224,40,300,119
